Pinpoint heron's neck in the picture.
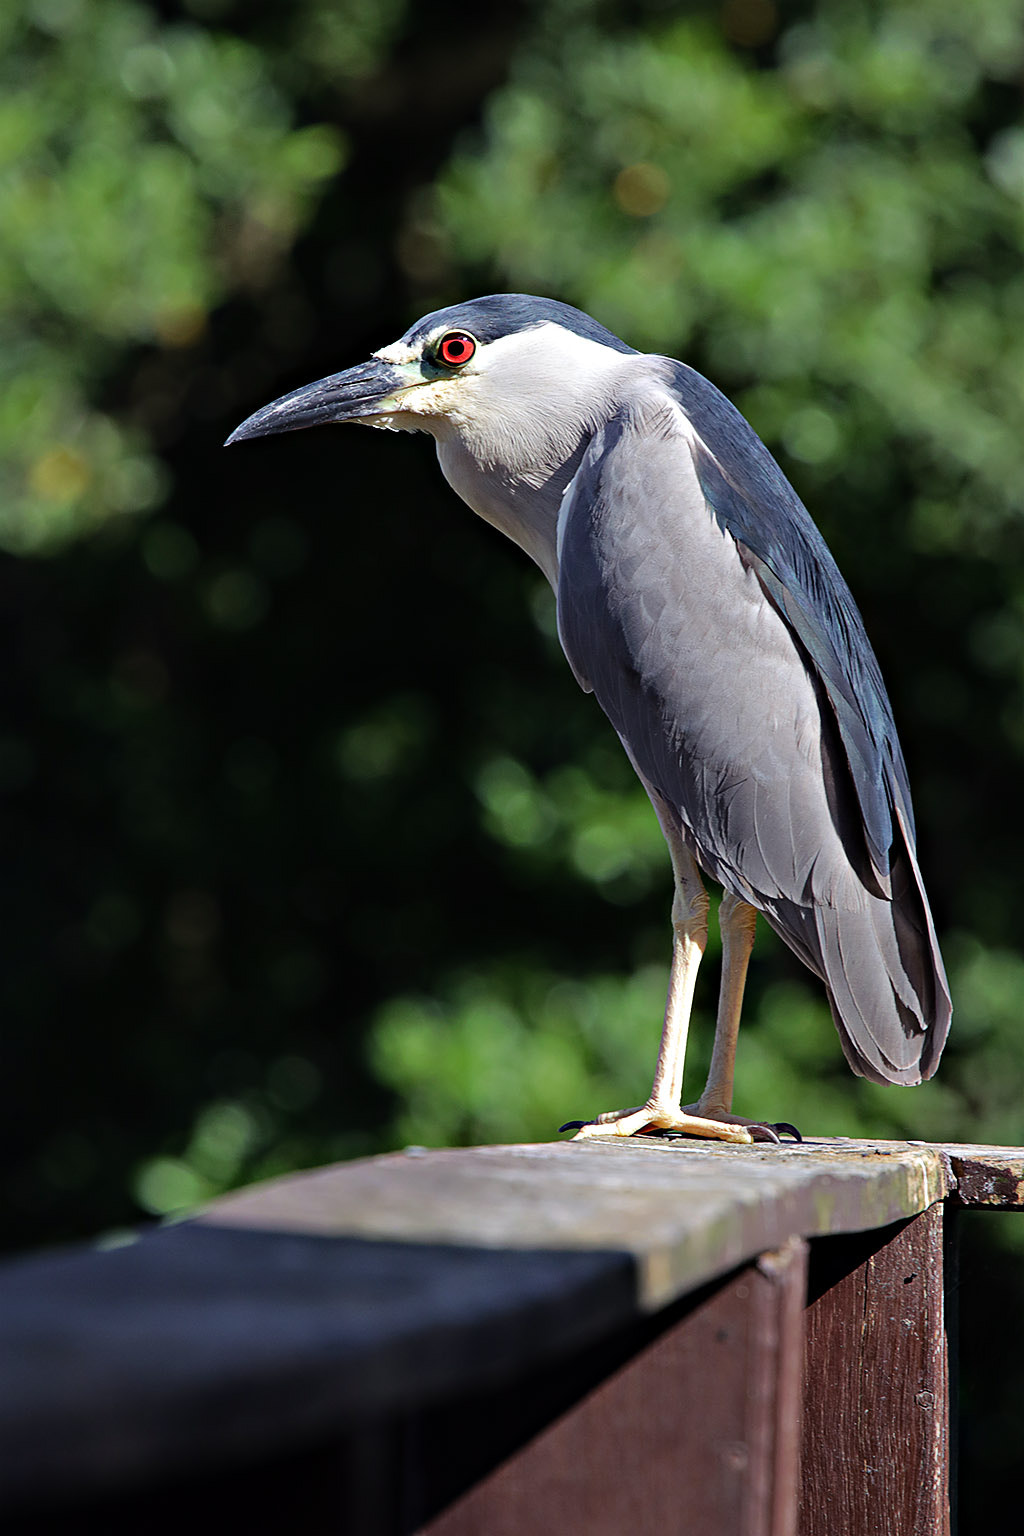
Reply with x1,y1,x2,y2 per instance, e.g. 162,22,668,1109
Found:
433,425,593,589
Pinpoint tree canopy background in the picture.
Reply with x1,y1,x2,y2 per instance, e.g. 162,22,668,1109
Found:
3,0,1024,1507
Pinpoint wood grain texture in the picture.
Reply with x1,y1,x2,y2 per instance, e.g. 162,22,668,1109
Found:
201,1138,952,1311
799,1205,949,1536
420,1239,807,1536
944,1147,1024,1208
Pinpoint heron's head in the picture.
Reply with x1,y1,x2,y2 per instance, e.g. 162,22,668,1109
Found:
225,295,637,459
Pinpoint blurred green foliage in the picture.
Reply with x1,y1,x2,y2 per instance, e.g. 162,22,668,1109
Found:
3,0,1024,1512
0,0,355,551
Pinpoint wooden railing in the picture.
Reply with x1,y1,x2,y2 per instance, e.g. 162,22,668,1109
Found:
2,1137,1023,1534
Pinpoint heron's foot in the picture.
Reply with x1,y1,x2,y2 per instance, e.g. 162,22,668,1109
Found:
560,1101,754,1144
684,1103,803,1145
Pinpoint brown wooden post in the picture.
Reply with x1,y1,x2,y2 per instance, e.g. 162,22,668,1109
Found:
420,1238,807,1536
800,1203,950,1536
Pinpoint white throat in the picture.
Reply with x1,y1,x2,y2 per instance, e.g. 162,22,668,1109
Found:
429,325,635,586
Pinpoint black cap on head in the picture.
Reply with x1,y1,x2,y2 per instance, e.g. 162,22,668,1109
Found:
404,294,637,355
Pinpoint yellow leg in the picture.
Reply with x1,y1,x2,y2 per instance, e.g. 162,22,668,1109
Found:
694,892,758,1119
573,841,753,1145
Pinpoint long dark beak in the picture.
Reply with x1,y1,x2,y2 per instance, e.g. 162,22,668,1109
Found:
224,358,410,446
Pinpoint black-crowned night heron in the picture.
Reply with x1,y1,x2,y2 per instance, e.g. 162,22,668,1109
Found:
227,295,952,1145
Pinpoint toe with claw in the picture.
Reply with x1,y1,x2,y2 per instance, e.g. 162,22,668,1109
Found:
561,1101,755,1144
560,1107,802,1146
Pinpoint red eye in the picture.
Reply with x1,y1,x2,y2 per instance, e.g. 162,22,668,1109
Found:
438,332,476,367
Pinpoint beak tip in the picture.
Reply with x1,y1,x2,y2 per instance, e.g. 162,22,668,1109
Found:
224,357,402,448
224,409,273,447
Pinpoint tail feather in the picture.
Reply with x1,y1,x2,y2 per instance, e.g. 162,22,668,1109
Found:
813,806,950,1085
760,801,951,1086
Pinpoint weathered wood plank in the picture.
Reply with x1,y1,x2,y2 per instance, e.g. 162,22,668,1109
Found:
420,1239,807,1536
942,1146,1024,1209
201,1138,951,1311
800,1205,950,1536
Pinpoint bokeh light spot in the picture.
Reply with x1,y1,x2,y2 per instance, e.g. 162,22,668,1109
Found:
613,163,670,217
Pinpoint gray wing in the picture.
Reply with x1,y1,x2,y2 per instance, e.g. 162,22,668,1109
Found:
555,387,951,1085
665,358,911,877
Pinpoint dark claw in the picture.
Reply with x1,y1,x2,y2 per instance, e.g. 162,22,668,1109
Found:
748,1120,803,1145
559,1120,588,1133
